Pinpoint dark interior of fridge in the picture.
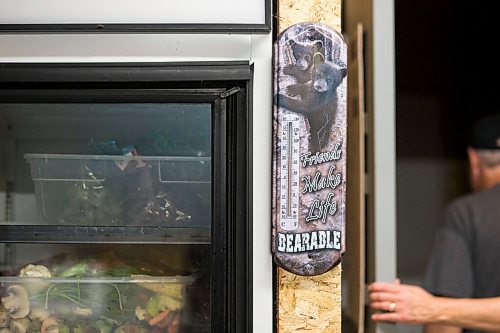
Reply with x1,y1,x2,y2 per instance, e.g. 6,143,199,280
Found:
0,62,252,333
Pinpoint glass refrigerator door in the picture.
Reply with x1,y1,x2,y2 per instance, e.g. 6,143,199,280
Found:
0,63,251,333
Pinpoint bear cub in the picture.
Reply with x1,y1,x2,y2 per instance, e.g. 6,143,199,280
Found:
277,52,347,151
283,39,323,84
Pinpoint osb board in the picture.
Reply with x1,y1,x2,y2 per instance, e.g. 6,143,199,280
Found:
277,264,342,332
276,0,343,332
277,0,341,33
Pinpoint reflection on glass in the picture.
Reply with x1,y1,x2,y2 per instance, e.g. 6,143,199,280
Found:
0,103,213,331
0,103,212,226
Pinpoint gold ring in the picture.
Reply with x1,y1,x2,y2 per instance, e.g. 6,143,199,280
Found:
389,302,396,312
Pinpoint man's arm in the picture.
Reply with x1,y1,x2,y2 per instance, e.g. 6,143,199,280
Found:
429,296,500,332
369,282,500,332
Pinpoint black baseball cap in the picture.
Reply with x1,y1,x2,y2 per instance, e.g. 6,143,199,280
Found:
469,113,500,149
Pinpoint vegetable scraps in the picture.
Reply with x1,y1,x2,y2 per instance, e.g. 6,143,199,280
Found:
0,263,191,333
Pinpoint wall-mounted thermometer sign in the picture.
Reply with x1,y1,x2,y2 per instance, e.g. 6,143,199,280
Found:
272,22,347,276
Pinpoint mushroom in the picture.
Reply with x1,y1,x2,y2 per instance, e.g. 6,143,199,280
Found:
9,318,29,333
18,264,51,278
29,308,49,321
0,307,10,327
135,306,148,321
1,286,29,319
72,306,92,317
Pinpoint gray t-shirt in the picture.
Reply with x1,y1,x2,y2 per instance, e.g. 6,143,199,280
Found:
424,184,500,333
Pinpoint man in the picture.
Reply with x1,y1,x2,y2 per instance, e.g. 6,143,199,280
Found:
369,113,500,333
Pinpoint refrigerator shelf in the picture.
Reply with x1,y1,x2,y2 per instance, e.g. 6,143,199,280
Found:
0,225,211,244
0,275,195,285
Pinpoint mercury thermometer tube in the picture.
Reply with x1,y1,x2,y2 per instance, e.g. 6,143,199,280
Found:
279,114,300,230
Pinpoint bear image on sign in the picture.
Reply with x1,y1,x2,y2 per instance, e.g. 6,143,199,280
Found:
282,39,322,84
272,22,347,276
275,26,347,152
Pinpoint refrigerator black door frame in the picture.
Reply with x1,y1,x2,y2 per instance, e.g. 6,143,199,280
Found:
0,62,253,333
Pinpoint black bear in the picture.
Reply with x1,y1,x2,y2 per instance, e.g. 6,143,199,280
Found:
283,39,323,84
276,52,347,152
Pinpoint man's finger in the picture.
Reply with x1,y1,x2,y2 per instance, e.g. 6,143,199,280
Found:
369,301,394,311
369,291,396,302
368,282,401,293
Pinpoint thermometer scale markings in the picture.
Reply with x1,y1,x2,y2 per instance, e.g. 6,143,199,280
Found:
280,114,300,230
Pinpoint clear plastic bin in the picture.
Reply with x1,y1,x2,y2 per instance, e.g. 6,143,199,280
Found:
0,275,195,332
24,154,211,226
